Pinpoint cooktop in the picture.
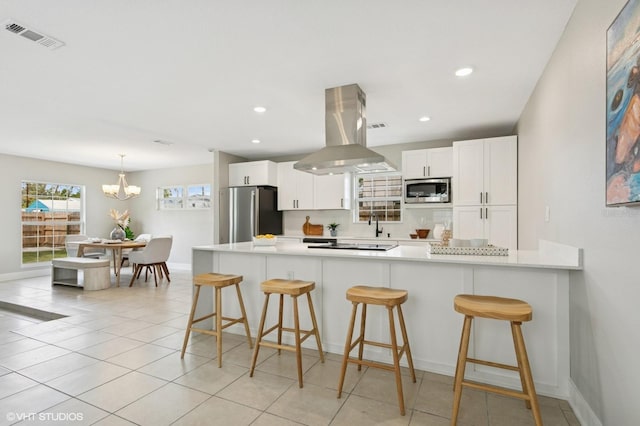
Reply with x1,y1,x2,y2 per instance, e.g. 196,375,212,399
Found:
307,242,398,251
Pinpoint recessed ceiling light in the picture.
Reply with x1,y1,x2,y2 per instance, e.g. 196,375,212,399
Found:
419,116,431,122
253,106,267,113
455,67,474,77
251,139,261,144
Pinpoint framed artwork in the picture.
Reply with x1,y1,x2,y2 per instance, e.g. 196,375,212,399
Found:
186,184,211,209
607,0,640,206
158,186,184,209
158,184,211,209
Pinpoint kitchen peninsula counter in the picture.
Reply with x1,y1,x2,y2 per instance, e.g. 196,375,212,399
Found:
192,240,581,399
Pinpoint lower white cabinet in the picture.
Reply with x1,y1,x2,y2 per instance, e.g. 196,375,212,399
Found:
452,205,517,250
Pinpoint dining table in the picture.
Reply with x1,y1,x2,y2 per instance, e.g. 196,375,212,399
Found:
77,240,146,287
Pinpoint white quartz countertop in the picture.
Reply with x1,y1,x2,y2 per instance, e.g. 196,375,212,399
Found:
193,240,583,270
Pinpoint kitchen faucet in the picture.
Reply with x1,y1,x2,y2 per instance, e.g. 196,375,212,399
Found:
369,214,383,237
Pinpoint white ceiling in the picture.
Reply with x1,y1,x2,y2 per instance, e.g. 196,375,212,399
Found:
0,0,577,172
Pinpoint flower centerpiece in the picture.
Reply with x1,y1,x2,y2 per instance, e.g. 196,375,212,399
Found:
108,209,131,240
327,222,339,236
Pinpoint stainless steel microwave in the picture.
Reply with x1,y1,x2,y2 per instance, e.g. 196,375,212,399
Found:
404,178,451,204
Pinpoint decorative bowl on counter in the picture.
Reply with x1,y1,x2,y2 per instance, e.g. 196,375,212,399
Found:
409,233,418,239
416,229,430,239
252,235,277,246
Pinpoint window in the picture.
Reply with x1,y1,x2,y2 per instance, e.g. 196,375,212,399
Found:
354,173,403,223
21,181,84,265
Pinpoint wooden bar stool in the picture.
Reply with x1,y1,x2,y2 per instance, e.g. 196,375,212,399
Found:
452,294,542,426
249,278,324,388
337,285,416,416
181,273,252,367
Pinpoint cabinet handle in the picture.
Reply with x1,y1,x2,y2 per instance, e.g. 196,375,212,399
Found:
340,198,343,208
293,200,296,209
427,165,430,176
485,208,488,219
485,192,488,204
423,166,426,177
480,208,483,219
480,192,483,204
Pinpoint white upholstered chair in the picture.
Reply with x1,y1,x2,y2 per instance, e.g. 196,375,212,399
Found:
120,233,152,268
65,235,105,258
128,236,173,287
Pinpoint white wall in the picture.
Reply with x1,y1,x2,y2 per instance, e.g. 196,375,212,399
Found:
517,0,639,424
0,153,133,276
128,161,214,268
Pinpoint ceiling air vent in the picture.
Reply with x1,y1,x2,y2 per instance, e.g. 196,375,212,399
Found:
3,20,65,50
367,122,388,129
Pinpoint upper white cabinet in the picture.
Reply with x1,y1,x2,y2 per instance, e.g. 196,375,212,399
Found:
314,173,351,210
402,147,453,179
229,160,278,187
452,136,517,206
277,161,314,210
277,162,351,211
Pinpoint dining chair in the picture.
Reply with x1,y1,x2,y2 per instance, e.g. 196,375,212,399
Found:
65,235,105,259
120,233,152,268
128,236,173,287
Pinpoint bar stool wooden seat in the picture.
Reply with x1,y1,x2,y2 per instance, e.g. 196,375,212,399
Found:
337,285,416,416
181,273,252,367
249,278,324,388
452,294,542,426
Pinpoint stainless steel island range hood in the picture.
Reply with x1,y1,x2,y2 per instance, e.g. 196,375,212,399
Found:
294,84,396,175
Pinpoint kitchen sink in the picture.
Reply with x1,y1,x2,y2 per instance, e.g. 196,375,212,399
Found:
307,242,398,251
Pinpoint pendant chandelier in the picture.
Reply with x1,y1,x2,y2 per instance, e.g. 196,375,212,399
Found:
102,154,141,200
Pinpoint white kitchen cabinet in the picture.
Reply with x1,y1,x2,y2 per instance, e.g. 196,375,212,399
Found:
402,147,453,179
453,136,517,206
277,162,351,210
229,160,278,187
453,205,517,250
452,136,517,249
314,173,351,210
277,161,314,210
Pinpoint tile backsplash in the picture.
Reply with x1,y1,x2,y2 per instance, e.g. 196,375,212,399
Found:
283,207,452,239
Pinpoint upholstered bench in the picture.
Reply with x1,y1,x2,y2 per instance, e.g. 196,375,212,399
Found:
51,257,111,290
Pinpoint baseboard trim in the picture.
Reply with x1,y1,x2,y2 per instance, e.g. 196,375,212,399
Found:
568,378,602,426
0,268,49,282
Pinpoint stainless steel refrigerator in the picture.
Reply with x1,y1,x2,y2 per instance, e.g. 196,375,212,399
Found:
220,186,282,243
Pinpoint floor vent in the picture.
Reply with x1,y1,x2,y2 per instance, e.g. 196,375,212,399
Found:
367,122,388,129
3,20,65,50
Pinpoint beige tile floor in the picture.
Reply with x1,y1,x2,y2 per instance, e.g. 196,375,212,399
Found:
0,271,581,425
